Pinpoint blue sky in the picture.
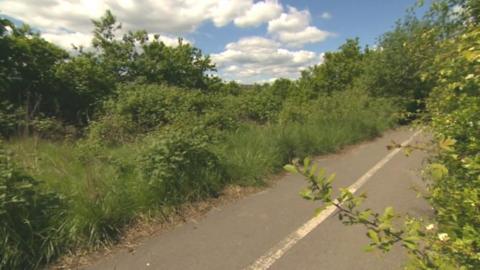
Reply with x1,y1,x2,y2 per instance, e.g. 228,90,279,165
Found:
0,0,426,83
193,0,421,55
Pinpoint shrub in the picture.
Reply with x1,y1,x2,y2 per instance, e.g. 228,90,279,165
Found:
239,88,283,123
277,100,315,124
88,83,225,145
87,114,137,145
138,127,226,206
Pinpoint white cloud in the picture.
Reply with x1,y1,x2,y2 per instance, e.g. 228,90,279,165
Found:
275,26,332,47
108,0,217,33
1,0,107,33
267,6,333,47
212,36,323,83
210,0,253,27
0,0,283,36
234,0,283,28
320,12,332,20
0,0,288,49
268,6,309,33
0,0,218,49
41,31,93,50
147,34,192,47
0,0,333,82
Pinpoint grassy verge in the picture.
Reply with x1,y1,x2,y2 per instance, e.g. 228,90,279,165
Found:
1,93,397,269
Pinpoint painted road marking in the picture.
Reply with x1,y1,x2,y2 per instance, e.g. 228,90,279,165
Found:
246,130,422,270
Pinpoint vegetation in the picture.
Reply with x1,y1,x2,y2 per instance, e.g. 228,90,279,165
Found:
286,0,480,269
1,0,478,268
0,10,400,269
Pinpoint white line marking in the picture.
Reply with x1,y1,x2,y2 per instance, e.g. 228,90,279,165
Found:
246,130,422,270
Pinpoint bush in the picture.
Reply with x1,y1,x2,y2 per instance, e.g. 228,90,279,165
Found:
239,87,283,123
413,25,480,269
138,127,226,206
88,84,224,145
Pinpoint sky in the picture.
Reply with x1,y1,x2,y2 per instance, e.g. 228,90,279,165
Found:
0,0,426,83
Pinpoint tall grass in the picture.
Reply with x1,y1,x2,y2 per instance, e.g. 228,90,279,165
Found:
216,96,395,185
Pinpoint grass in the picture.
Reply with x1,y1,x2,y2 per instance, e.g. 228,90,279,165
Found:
216,105,393,186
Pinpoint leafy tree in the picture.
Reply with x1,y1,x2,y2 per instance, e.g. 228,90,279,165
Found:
270,78,294,100
0,21,68,135
136,38,217,90
54,54,115,124
357,17,437,113
299,38,364,95
90,10,217,91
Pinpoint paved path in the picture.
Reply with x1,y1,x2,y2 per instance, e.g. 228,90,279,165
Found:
85,128,430,270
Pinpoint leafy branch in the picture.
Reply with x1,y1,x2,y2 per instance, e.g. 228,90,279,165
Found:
284,157,437,268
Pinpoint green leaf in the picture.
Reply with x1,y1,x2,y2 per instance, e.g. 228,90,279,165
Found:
367,229,380,243
364,244,375,252
429,163,448,180
325,173,336,184
303,157,311,173
309,163,318,177
299,189,314,200
383,207,394,217
14,183,33,190
283,164,298,174
439,137,456,152
358,210,372,222
402,239,417,250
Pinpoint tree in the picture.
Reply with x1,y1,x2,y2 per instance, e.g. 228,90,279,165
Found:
356,15,438,114
54,53,115,124
136,38,217,90
299,38,364,95
0,20,68,135
90,10,217,91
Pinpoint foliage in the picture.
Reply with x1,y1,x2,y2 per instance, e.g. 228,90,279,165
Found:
90,10,217,90
287,1,480,269
299,39,364,95
2,85,396,269
0,143,65,269
0,22,68,136
217,91,396,186
54,54,116,124
357,17,436,114
138,127,226,206
238,85,284,123
87,84,224,145
0,5,432,269
0,11,220,137
0,102,18,138
285,158,435,265
416,21,480,269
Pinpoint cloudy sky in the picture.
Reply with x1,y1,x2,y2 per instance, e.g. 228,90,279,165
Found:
0,0,421,83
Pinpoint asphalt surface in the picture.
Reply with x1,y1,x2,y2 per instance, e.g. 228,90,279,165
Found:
85,128,430,270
